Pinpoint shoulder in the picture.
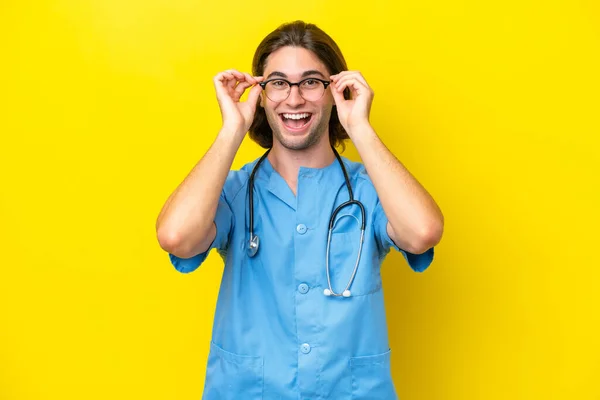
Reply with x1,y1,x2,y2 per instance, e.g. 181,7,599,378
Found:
339,156,374,187
222,158,260,202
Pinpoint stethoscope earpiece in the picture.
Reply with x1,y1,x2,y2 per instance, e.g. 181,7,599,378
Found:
323,288,352,298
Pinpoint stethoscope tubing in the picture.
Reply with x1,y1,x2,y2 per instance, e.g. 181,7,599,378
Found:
247,146,366,297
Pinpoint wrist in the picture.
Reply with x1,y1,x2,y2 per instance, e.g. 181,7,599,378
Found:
219,125,247,141
345,121,373,139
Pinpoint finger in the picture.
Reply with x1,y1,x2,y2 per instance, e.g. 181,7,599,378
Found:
246,83,264,107
233,80,253,99
330,81,345,105
225,69,245,81
330,70,354,81
331,72,370,93
214,72,236,92
334,76,369,94
226,75,238,91
214,71,234,83
242,72,257,85
350,73,368,88
333,72,369,89
333,77,368,99
214,72,236,98
220,70,245,91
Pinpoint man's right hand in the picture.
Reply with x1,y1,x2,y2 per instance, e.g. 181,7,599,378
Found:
213,69,264,136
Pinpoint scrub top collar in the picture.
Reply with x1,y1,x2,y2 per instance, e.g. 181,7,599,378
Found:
255,153,350,211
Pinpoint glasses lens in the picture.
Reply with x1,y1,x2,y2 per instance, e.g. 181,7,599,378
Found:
299,79,326,101
265,80,290,102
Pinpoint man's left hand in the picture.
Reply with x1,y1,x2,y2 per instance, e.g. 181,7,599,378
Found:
330,71,374,134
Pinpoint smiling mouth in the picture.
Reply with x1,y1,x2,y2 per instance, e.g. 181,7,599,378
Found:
280,112,313,131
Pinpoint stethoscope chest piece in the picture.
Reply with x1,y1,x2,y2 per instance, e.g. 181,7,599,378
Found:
247,235,259,257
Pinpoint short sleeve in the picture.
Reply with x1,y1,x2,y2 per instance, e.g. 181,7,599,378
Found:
168,194,234,274
373,200,434,273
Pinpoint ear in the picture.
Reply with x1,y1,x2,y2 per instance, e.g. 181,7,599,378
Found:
259,92,265,108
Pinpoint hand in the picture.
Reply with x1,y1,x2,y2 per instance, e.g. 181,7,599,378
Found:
330,71,374,134
213,69,264,136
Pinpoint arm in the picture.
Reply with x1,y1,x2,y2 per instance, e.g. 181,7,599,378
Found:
330,71,444,254
156,70,264,258
156,130,242,258
346,125,443,254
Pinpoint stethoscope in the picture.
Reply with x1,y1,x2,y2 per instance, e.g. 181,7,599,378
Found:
247,146,366,298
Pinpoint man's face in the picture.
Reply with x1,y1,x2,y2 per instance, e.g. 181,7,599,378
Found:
260,46,334,151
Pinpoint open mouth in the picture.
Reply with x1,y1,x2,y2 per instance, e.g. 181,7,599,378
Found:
279,112,313,132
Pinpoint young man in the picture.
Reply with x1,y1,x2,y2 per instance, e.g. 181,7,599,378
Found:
156,20,443,400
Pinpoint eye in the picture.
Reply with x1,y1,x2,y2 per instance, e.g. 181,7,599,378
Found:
270,80,288,88
301,79,320,88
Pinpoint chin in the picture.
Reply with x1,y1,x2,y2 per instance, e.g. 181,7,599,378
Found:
275,129,322,151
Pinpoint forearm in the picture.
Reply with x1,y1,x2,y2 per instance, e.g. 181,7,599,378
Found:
156,128,244,256
349,124,444,253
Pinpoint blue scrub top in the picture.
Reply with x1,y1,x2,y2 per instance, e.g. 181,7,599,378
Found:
169,154,434,400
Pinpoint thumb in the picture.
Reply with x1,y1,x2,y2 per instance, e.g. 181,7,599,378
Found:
246,83,263,110
330,83,344,106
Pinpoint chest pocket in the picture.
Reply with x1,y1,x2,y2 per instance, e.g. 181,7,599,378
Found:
328,210,381,296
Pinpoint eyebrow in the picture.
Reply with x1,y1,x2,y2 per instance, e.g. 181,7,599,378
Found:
266,70,327,80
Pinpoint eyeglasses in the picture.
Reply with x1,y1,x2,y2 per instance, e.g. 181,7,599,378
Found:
259,77,331,102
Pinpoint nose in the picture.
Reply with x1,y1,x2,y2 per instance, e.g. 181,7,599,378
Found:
285,84,305,106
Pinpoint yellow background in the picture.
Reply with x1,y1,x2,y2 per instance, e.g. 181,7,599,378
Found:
1,0,599,399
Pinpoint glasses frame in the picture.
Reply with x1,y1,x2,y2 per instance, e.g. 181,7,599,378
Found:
259,77,331,102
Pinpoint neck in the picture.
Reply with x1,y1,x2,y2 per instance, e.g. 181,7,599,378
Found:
267,135,336,195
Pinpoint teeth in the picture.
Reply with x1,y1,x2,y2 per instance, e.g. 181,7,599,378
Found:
283,113,311,120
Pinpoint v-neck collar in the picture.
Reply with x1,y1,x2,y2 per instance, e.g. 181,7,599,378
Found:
251,154,349,211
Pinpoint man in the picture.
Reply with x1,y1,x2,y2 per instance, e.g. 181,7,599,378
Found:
156,20,443,400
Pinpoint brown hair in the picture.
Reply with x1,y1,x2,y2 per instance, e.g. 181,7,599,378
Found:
249,21,350,150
